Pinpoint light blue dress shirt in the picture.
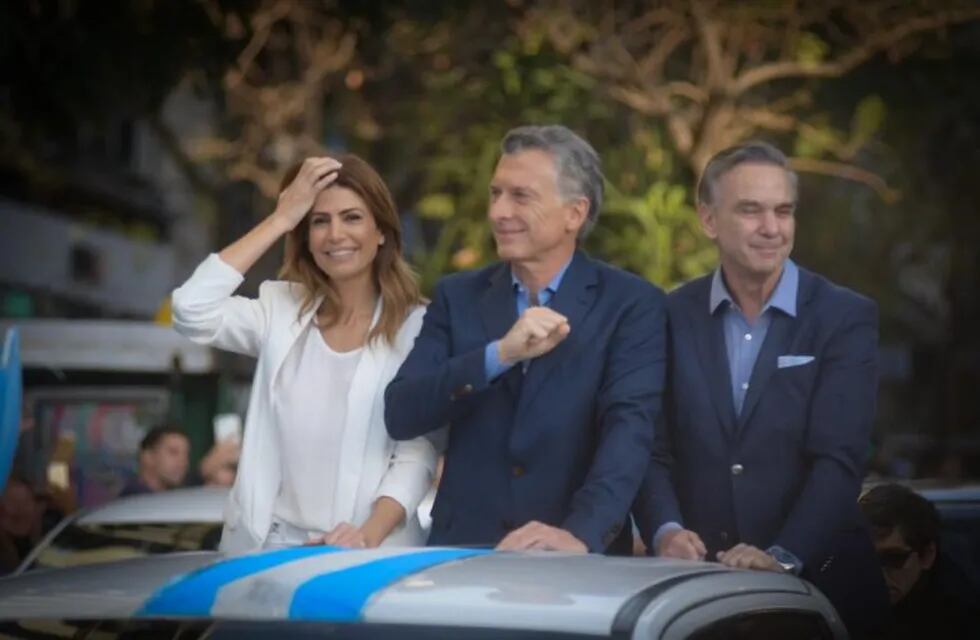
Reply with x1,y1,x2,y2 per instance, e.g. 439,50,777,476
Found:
710,259,798,415
484,259,573,381
654,260,804,573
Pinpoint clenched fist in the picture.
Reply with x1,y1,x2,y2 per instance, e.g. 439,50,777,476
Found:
498,306,570,366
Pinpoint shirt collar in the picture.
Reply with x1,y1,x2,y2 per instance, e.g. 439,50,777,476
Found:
511,256,573,297
709,259,798,317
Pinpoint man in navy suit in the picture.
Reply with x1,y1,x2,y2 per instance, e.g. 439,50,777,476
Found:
386,125,666,554
633,141,890,636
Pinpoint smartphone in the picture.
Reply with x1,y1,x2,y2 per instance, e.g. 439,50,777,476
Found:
213,413,243,444
47,461,70,491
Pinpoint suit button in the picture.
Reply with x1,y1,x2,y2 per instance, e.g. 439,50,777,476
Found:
450,383,474,400
820,555,835,573
731,463,744,476
512,465,525,477
720,531,729,544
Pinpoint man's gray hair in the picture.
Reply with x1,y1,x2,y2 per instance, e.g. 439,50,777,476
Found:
697,141,798,206
501,124,604,238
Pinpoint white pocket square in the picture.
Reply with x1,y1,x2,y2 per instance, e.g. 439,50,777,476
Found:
778,355,815,368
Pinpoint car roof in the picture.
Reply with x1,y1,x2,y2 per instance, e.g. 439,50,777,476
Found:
77,486,228,525
915,484,980,504
862,479,980,503
0,547,835,636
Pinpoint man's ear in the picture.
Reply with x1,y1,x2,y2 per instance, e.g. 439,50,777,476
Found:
697,203,718,240
920,541,938,570
565,197,589,234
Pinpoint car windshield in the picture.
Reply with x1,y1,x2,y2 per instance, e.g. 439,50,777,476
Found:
26,521,222,571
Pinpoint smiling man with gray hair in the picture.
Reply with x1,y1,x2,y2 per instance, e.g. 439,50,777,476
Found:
386,124,666,554
633,140,890,637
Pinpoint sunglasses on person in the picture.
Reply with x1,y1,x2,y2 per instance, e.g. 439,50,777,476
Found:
877,548,916,570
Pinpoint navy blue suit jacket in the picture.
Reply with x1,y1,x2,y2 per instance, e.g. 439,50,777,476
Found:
634,268,887,622
386,251,666,553
634,266,889,632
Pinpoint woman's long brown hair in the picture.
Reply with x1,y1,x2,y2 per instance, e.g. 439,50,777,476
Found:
277,153,422,346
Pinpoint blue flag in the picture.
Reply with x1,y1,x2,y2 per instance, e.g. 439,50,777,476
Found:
0,328,22,494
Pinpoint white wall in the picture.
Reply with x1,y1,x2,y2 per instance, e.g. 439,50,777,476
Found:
0,199,175,317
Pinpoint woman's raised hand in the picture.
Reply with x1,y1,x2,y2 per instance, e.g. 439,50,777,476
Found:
273,156,343,231
216,156,342,276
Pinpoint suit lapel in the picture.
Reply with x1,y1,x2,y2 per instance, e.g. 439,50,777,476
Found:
480,262,517,343
480,263,521,396
268,290,322,397
517,251,598,412
736,268,812,433
689,280,737,435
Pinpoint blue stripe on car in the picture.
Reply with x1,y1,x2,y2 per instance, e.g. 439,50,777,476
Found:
289,548,491,621
139,545,343,616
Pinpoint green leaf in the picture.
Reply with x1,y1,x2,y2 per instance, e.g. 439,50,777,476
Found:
416,193,455,220
852,95,887,141
493,51,514,70
794,32,829,67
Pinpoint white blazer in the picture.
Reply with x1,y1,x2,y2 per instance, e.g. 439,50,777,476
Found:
171,254,435,553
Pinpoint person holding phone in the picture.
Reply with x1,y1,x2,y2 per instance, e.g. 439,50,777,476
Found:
172,154,436,553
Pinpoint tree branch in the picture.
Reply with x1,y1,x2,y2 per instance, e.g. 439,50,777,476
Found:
621,6,681,37
228,0,292,89
665,80,709,104
690,0,728,90
790,156,900,203
732,7,980,95
739,107,798,133
638,26,692,83
607,84,670,116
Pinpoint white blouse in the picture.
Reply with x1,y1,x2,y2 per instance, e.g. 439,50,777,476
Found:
171,253,436,553
272,322,363,532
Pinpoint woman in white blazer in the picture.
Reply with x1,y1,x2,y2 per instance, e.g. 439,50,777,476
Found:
171,154,435,553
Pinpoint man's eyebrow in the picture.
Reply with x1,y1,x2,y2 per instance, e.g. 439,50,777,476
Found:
733,199,796,208
488,183,540,198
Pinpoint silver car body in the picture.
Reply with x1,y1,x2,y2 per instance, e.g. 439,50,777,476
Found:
15,486,228,574
0,546,846,638
72,486,229,525
916,483,980,505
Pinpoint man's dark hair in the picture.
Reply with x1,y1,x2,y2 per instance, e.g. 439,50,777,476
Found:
139,424,188,453
859,483,940,551
500,124,604,239
697,140,798,207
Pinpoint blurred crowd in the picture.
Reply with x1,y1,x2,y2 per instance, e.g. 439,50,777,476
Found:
0,420,237,573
